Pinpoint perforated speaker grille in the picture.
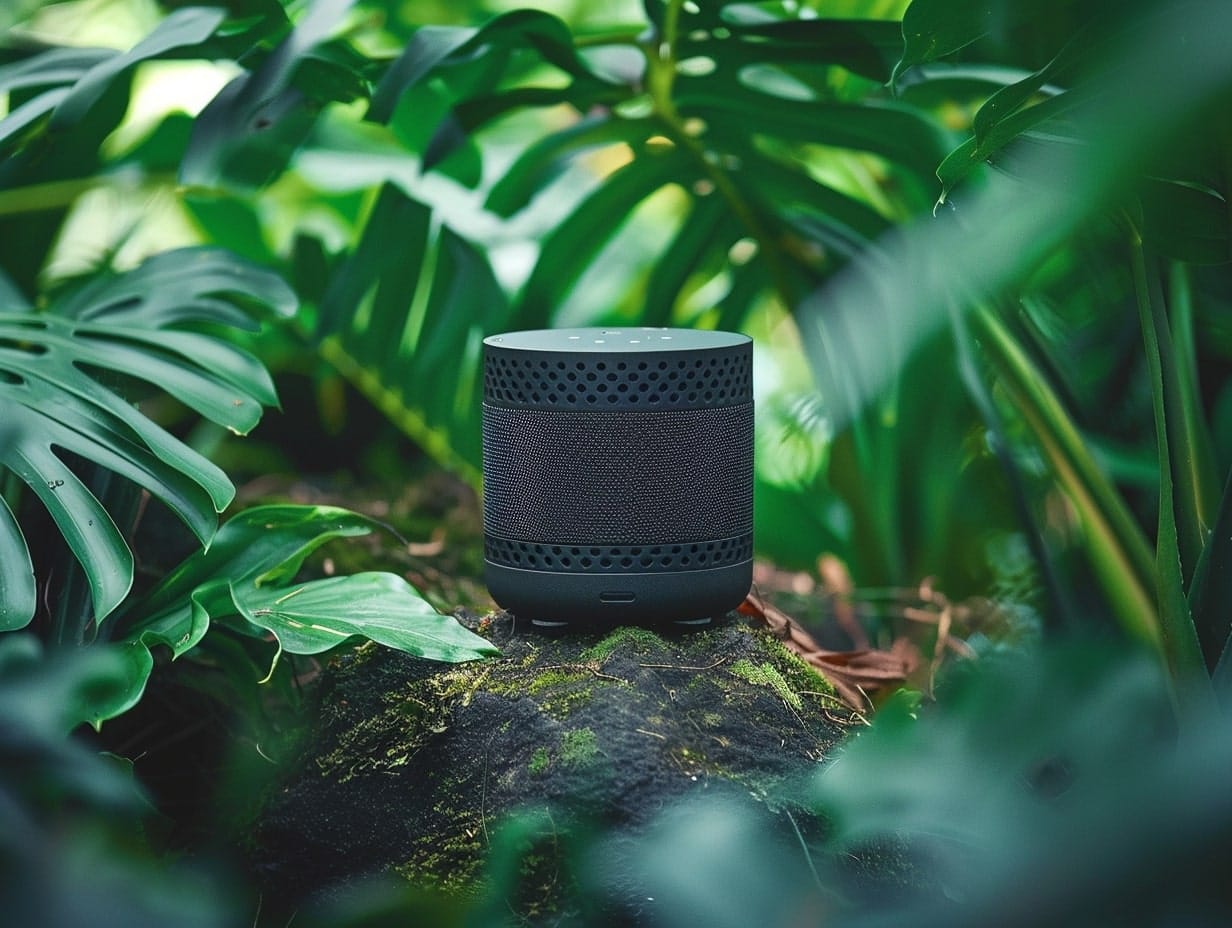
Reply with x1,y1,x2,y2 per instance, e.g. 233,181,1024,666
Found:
482,403,752,546
484,536,754,573
484,350,752,410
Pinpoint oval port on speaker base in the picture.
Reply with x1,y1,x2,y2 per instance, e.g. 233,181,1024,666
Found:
599,591,637,604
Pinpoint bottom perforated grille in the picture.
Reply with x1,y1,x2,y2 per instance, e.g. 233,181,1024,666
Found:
484,535,752,573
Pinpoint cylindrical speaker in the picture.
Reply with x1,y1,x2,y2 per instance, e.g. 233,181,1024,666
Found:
482,327,753,628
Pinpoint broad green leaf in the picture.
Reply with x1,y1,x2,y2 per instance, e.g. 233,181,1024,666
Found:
58,246,297,325
969,26,1089,144
107,505,497,722
115,505,379,633
936,89,1087,201
0,633,149,734
893,0,991,85
676,71,950,178
0,48,111,150
367,24,479,123
318,183,507,475
717,16,905,83
6,436,134,624
181,0,357,189
9,398,216,546
50,7,226,128
0,490,36,631
233,572,498,662
485,115,658,218
369,8,611,125
517,150,691,327
0,249,290,629
892,0,1081,86
0,87,71,150
0,47,114,95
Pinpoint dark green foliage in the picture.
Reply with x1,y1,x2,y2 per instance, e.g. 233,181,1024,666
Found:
0,247,293,632
2,0,1232,924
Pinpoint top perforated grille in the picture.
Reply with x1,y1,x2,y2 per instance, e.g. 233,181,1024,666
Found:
484,345,751,411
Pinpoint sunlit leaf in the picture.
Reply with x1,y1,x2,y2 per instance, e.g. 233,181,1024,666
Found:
234,572,498,661
181,0,357,189
50,7,226,129
105,505,496,720
0,248,293,630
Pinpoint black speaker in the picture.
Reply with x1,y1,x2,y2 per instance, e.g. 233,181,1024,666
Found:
482,327,753,628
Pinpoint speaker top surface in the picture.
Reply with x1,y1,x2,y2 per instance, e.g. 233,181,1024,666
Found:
484,327,749,354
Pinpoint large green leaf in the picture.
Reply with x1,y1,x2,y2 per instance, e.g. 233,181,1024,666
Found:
181,0,359,189
50,7,227,128
0,8,224,153
313,182,511,474
0,435,36,633
391,0,947,366
0,248,294,631
234,571,498,661
369,9,615,125
105,505,497,721
0,49,110,150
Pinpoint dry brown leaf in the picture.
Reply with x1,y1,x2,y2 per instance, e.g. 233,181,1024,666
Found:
740,588,921,712
817,554,869,649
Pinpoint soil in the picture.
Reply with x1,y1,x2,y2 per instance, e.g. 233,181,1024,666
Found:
249,609,854,919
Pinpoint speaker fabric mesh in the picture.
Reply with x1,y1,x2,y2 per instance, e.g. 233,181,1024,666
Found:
482,404,752,546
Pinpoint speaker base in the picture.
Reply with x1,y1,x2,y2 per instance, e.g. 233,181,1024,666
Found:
484,560,752,628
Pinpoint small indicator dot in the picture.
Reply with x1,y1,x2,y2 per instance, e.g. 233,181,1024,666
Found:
595,339,606,344
660,335,672,340
568,335,580,340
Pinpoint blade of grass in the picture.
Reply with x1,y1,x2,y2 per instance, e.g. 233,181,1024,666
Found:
1190,468,1232,677
970,305,1160,648
1127,231,1205,681
951,300,1078,632
1166,261,1219,541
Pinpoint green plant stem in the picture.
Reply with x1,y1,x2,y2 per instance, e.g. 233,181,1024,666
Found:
970,305,1161,648
641,0,799,313
0,172,178,217
951,301,1077,632
574,29,644,49
1127,231,1206,681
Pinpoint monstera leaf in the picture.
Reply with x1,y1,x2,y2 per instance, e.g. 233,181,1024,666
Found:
363,3,950,333
0,247,295,632
94,505,499,723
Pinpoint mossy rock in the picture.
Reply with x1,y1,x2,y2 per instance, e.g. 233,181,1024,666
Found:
251,611,851,914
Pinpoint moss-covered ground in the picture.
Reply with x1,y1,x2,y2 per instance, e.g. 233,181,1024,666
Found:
252,610,852,917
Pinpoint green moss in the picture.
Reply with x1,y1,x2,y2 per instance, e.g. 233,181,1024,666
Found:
728,659,804,711
558,728,600,767
526,669,591,695
529,747,550,775
755,635,838,703
396,811,485,895
581,626,667,662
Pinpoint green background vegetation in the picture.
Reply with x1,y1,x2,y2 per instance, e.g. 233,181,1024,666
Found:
1,0,1230,923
